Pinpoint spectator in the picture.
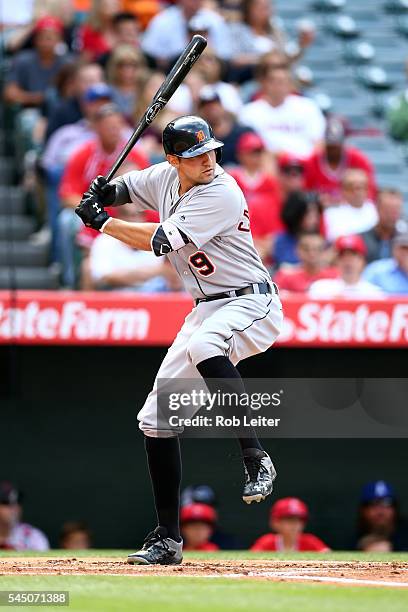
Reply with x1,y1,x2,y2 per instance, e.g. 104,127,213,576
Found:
360,189,404,263
229,0,314,70
1,1,75,54
240,65,325,158
274,231,338,293
134,71,194,120
251,497,330,552
273,191,321,267
97,11,140,67
228,132,282,258
58,103,148,287
60,521,92,549
304,117,376,205
0,482,49,551
357,534,392,553
106,45,148,119
323,169,379,243
121,0,160,31
42,83,115,175
41,83,116,261
181,485,217,508
76,0,121,61
3,16,69,149
363,229,408,295
4,16,67,109
277,154,306,199
141,0,232,70
46,62,105,140
87,204,170,291
198,88,253,166
132,72,196,162
355,480,408,551
249,153,307,255
35,0,77,53
194,53,243,115
180,485,240,549
309,235,383,299
42,62,79,126
228,132,280,207
180,504,219,551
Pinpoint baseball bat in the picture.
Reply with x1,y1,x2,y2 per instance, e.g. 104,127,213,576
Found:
105,35,207,183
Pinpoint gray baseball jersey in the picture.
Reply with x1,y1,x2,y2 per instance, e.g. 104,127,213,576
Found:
120,162,271,299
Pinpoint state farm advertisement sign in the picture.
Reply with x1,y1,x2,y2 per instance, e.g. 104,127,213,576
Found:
0,291,407,347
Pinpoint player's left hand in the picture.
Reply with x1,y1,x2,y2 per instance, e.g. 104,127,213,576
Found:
75,191,110,231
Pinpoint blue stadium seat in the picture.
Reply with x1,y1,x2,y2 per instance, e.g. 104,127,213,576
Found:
0,242,49,267
357,65,395,90
343,41,376,64
326,14,361,37
0,267,59,290
311,0,346,12
384,0,408,14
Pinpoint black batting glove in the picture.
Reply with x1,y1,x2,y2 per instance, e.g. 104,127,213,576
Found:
75,191,110,231
89,175,117,205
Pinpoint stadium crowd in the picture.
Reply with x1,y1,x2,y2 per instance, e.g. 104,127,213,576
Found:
1,0,408,296
2,479,408,551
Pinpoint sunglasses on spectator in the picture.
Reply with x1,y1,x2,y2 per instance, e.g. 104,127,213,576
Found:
343,182,367,190
299,243,325,252
117,61,141,68
281,166,304,175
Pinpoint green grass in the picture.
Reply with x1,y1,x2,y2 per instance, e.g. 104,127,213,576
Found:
1,549,408,561
1,551,408,612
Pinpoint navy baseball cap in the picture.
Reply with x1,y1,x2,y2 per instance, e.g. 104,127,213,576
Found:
198,85,221,106
0,481,21,505
181,485,217,508
325,116,345,144
82,83,113,103
361,480,396,505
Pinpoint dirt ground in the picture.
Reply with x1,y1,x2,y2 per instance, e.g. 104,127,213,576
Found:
1,557,408,587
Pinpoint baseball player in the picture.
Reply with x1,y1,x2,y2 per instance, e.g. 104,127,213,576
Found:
75,116,283,565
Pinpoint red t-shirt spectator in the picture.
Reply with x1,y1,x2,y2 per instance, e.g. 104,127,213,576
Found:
251,533,329,552
229,167,282,207
60,139,148,199
248,194,284,239
60,138,150,244
304,147,376,203
274,266,338,293
76,24,112,60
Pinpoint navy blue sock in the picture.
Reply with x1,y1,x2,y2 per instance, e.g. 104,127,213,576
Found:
196,355,264,452
144,436,182,541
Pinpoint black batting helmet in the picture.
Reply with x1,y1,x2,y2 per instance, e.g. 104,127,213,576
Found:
162,115,223,162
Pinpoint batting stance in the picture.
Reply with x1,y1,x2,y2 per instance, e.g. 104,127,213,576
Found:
75,116,283,565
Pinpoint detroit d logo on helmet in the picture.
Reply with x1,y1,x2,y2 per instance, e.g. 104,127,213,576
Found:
196,130,206,143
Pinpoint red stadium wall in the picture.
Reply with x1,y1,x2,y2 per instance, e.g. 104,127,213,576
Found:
0,291,407,347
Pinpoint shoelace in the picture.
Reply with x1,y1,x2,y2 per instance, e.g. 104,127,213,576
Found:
244,456,268,482
143,530,171,552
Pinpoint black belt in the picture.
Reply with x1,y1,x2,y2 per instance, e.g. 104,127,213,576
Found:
195,282,278,306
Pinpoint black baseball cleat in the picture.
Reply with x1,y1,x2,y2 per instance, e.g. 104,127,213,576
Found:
242,448,276,504
127,526,183,565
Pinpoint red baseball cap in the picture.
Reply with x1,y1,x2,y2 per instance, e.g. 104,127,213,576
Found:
237,132,265,154
270,497,309,521
180,503,217,525
277,152,304,172
34,16,64,35
335,234,367,256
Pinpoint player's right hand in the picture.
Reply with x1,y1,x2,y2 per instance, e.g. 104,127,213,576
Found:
89,175,116,206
